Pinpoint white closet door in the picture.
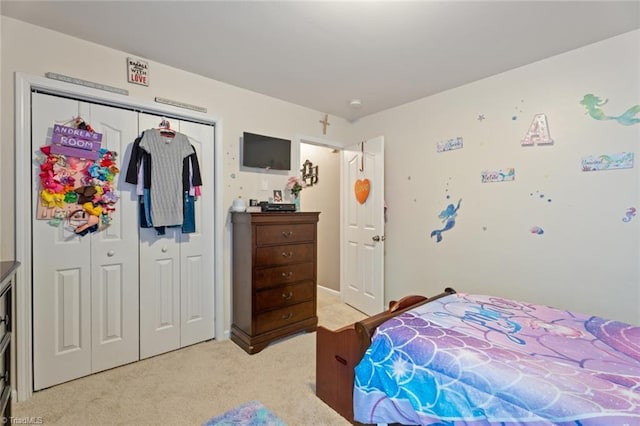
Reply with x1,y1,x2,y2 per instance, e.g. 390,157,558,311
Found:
138,113,181,358
138,115,215,358
32,93,139,389
178,120,215,347
33,93,92,390
86,103,140,372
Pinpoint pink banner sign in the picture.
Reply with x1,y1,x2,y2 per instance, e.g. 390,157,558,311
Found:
50,124,102,160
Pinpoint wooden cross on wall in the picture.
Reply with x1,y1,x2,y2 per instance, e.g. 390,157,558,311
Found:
319,114,330,135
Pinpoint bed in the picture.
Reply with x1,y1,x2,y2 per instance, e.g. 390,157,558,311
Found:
316,288,640,425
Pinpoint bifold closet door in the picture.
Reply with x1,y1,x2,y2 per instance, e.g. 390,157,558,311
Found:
32,93,139,390
88,103,140,372
138,114,215,359
177,120,215,347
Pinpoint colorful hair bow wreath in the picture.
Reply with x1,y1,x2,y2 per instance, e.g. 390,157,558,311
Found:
38,118,120,235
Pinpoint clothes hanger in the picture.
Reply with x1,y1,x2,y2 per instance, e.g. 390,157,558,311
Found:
157,117,176,138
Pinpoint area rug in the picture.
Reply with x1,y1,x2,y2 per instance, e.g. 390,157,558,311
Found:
203,400,286,426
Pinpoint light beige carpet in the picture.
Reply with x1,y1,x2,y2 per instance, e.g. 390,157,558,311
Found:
14,291,367,425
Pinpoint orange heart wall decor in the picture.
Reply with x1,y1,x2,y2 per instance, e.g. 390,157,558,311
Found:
354,179,371,204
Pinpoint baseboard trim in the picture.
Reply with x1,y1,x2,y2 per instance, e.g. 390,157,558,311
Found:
317,285,340,297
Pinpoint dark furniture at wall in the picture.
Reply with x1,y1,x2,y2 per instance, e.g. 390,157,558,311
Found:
231,212,320,354
0,261,18,422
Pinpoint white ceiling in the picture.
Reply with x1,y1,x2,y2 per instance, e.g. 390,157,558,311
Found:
2,1,639,122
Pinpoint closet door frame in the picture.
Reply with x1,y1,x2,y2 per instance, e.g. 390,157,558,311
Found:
14,72,225,402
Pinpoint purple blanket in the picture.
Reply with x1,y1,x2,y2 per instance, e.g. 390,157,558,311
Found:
354,293,640,425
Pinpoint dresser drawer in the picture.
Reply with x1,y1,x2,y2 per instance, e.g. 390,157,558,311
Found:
256,281,315,312
255,262,314,289
0,290,8,338
255,243,314,266
0,333,9,394
255,301,315,335
256,224,315,246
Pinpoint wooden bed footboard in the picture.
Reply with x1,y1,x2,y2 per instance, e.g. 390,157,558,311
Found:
316,288,456,423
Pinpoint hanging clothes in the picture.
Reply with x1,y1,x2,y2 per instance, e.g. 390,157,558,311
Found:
125,132,151,190
126,133,155,230
125,129,202,233
181,151,201,234
138,129,193,226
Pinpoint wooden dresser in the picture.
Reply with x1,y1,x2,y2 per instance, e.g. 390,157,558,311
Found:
231,212,319,354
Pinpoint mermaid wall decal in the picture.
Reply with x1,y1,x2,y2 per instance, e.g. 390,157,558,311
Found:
580,94,640,126
431,198,462,243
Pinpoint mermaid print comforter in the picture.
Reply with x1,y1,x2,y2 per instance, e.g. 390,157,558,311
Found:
353,293,640,425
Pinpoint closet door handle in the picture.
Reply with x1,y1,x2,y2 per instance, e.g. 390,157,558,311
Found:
281,251,293,258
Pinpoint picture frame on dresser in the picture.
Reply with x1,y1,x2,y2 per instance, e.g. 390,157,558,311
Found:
230,212,320,354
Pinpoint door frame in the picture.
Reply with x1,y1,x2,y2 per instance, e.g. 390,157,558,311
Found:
295,134,343,297
295,135,386,310
14,72,224,401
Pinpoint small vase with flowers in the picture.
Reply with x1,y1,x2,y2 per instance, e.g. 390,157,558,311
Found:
286,176,306,211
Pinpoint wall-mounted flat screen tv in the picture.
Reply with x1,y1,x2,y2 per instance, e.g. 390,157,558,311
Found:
242,132,291,171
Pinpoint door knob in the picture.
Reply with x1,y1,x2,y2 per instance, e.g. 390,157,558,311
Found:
107,250,115,257
372,235,385,242
161,247,168,253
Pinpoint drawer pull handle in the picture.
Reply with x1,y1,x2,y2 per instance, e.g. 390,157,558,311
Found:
281,313,293,320
281,251,293,258
281,272,293,279
281,231,293,238
0,316,8,325
282,291,293,300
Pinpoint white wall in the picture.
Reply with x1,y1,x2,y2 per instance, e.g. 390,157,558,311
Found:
299,143,341,291
0,15,3,178
2,17,639,329
0,17,351,329
351,30,640,325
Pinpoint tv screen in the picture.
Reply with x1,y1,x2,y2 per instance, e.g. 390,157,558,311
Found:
242,132,291,171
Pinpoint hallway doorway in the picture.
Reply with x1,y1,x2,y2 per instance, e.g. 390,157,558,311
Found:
299,142,341,294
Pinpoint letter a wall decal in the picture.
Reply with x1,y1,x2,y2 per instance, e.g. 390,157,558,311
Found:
521,114,554,146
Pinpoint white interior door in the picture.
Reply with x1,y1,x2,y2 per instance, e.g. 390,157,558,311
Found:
32,94,91,390
138,113,181,358
87,103,140,372
341,136,385,315
138,114,215,358
32,93,139,390
178,120,215,347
